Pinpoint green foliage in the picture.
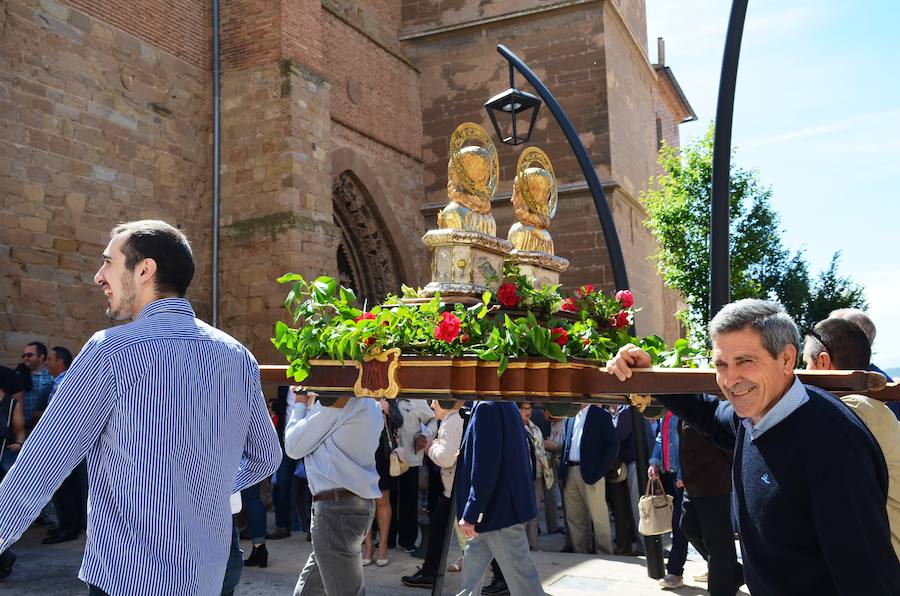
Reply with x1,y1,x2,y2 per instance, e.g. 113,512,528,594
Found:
640,124,866,343
272,271,642,380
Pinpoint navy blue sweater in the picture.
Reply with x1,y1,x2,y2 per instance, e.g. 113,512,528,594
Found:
657,385,900,595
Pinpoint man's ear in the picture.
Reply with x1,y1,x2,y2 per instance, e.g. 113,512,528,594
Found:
818,351,834,370
781,344,798,372
137,258,158,287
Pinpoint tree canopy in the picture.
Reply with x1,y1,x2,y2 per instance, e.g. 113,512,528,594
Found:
640,125,866,344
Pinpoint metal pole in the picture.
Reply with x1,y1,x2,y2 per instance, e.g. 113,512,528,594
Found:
432,407,471,596
211,0,222,327
710,0,748,317
497,45,630,292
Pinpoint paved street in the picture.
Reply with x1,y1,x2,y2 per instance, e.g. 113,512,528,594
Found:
2,519,749,595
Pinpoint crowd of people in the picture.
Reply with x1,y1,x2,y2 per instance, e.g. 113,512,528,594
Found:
0,219,898,596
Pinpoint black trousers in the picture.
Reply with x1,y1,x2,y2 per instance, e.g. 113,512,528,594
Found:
389,465,420,548
606,478,632,550
421,493,451,577
53,460,87,533
680,492,743,596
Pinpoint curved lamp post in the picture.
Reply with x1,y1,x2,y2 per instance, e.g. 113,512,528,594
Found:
484,44,631,293
710,0,749,316
480,44,668,581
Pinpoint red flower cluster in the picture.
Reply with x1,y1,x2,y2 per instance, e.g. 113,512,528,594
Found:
561,297,579,312
498,283,521,307
355,312,376,322
434,312,462,342
575,284,595,298
610,311,629,329
550,327,569,346
614,289,634,308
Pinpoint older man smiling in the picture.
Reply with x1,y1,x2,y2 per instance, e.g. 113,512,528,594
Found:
607,299,899,596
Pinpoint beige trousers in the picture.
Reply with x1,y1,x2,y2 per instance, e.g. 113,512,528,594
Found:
563,469,612,554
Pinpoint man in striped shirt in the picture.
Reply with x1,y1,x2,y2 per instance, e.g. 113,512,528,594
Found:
0,220,282,595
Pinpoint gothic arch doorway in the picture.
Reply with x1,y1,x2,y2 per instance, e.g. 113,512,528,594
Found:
332,170,404,308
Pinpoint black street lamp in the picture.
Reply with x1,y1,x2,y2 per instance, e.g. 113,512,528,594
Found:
484,63,542,145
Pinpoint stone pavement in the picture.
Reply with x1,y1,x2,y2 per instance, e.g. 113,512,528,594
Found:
1,524,749,595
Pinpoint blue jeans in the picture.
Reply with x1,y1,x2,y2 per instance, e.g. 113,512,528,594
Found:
457,523,544,596
294,493,375,596
273,452,298,529
221,523,243,595
660,472,688,576
241,482,267,545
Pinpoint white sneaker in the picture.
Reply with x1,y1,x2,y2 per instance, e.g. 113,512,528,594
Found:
659,574,684,590
694,571,708,582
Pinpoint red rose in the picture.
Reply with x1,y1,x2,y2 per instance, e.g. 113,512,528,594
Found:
355,312,376,322
550,327,569,346
434,312,462,342
561,297,579,312
615,289,634,308
610,311,629,329
497,283,521,307
576,283,595,298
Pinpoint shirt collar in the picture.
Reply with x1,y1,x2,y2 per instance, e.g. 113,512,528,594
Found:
136,297,195,320
741,375,808,440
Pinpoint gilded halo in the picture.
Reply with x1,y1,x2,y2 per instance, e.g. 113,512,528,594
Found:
449,122,500,202
516,147,558,219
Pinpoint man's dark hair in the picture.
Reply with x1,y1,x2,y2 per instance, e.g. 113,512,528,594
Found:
806,318,871,370
51,346,74,369
27,341,48,359
111,220,194,297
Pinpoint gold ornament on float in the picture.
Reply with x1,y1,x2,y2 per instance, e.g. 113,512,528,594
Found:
438,122,499,236
508,147,558,255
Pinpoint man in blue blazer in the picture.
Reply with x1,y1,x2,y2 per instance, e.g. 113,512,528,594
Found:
456,401,545,595
559,405,619,554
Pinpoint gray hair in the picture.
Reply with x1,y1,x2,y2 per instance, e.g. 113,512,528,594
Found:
829,308,876,344
709,299,800,358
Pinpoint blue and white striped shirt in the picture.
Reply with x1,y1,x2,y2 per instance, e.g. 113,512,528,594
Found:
0,298,282,595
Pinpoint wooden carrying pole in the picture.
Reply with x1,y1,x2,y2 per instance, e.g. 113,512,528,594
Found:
258,365,897,401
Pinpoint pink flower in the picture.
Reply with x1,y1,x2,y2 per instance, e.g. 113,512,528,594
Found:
550,327,569,347
561,297,579,312
615,289,634,308
434,312,462,342
498,283,521,308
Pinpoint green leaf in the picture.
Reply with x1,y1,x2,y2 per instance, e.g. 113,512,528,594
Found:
277,273,304,284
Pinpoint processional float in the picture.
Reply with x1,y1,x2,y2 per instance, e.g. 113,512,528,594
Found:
263,122,896,407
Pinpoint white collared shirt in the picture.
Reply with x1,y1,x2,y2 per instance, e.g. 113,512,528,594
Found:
568,406,590,463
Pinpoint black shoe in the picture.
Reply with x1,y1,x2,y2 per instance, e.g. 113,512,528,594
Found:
305,532,312,542
267,527,291,540
400,544,417,554
401,570,435,588
244,544,268,568
482,578,510,595
0,550,15,580
42,529,80,544
559,545,574,553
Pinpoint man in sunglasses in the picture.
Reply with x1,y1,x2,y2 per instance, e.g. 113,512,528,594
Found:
16,342,52,432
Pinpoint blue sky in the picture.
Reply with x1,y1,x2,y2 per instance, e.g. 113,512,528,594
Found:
646,0,900,369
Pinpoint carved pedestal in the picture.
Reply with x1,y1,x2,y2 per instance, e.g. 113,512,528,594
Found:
419,229,514,297
507,250,570,288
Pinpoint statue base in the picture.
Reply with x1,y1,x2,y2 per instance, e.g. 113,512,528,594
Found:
507,250,570,288
419,229,514,298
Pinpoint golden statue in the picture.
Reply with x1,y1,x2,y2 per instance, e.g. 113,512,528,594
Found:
508,147,558,254
438,122,499,237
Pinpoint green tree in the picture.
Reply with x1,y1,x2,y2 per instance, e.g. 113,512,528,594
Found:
640,124,866,343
